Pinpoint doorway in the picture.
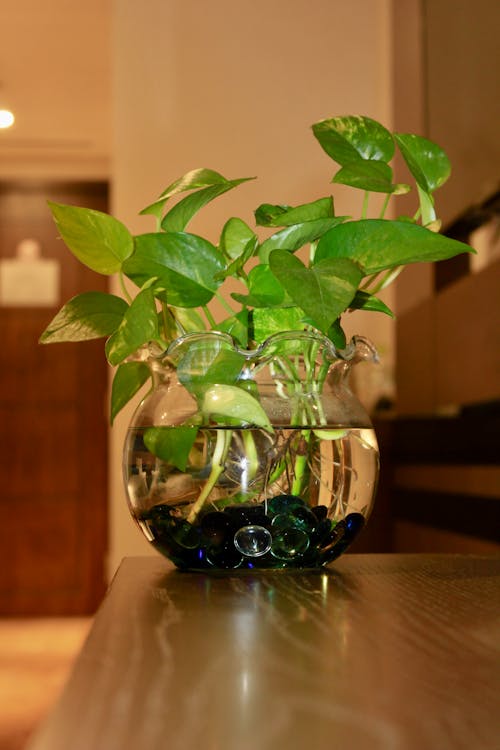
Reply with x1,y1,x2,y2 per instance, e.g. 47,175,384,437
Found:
0,181,109,614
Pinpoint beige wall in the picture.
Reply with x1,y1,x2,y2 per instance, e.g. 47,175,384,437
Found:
0,0,111,181
392,0,500,414
393,0,500,316
109,0,394,574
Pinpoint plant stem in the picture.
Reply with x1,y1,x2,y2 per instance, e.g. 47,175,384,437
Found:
215,291,236,317
379,193,391,219
291,429,311,495
186,429,232,523
242,430,259,485
119,271,133,304
370,265,403,293
161,302,180,341
361,191,370,219
202,305,217,328
360,271,381,292
309,240,318,265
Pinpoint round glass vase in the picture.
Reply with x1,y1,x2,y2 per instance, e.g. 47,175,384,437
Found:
123,331,379,571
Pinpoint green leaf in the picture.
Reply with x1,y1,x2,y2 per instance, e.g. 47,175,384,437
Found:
269,251,362,333
394,133,451,193
332,161,408,194
314,219,474,274
110,361,151,424
105,287,159,365
39,291,127,343
170,306,206,333
313,429,348,440
123,232,224,307
259,217,347,263
417,185,437,226
231,264,286,307
327,319,347,349
143,425,199,472
161,178,255,232
139,168,230,219
255,197,334,227
312,115,394,165
215,311,249,347
202,384,272,430
252,307,305,343
220,217,257,259
177,344,246,393
215,236,258,281
48,201,133,274
349,290,395,317
204,351,247,386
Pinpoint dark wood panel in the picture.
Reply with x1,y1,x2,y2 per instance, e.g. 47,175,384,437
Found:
393,488,500,542
0,405,79,497
1,309,79,402
390,407,500,465
0,180,109,614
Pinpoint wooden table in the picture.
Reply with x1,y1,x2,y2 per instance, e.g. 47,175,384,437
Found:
28,554,500,750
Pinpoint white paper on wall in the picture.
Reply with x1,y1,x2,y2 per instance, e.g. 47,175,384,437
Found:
0,239,60,307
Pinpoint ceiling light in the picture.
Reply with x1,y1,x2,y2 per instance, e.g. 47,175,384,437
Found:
0,109,15,129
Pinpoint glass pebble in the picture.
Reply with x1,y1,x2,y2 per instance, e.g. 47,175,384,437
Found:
234,525,272,557
268,494,306,515
345,513,365,539
224,504,270,528
150,503,173,523
310,518,333,546
271,513,295,533
206,541,243,569
318,520,346,553
271,528,310,559
201,511,234,546
311,505,328,521
290,506,316,532
171,521,201,549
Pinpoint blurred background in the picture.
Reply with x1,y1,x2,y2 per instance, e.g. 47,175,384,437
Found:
0,0,499,745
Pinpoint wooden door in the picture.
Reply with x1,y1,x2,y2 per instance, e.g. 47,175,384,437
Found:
0,181,109,614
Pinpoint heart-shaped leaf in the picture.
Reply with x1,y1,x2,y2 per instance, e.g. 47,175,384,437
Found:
110,361,151,424
215,236,258,281
143,425,199,472
332,161,409,194
312,115,394,165
314,219,473,274
105,286,159,365
202,384,272,430
258,217,347,263
123,232,224,307
349,290,395,317
170,306,206,333
327,318,347,349
220,217,257,259
252,307,305,344
231,264,286,308
39,291,127,343
255,197,334,227
139,168,229,218
178,346,246,394
48,202,133,274
394,133,451,193
215,311,249,348
161,178,255,232
269,250,362,333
